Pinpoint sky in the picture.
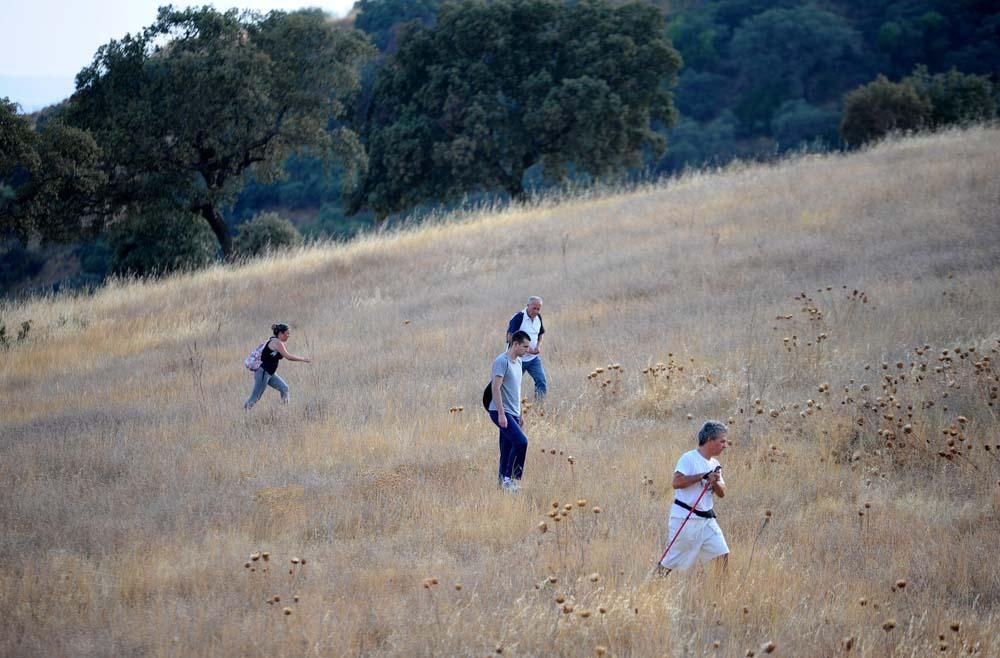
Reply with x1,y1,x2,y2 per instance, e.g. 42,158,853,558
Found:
0,0,357,111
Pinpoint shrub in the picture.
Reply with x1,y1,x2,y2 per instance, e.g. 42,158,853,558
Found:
233,212,303,258
906,66,997,128
109,207,219,276
0,319,31,349
840,75,931,146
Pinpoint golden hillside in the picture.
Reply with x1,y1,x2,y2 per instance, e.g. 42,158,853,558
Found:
2,126,999,657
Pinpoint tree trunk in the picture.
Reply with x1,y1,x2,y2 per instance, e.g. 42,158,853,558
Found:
198,204,232,257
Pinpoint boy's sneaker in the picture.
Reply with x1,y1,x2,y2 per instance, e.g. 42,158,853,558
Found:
501,477,521,493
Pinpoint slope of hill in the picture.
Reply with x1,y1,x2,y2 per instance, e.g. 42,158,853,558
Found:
2,126,999,656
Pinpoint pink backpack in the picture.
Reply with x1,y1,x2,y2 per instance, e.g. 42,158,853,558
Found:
244,339,270,371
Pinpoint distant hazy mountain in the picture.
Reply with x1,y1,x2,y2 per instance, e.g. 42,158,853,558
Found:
0,75,74,113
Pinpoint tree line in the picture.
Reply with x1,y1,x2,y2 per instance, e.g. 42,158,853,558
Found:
1,0,997,290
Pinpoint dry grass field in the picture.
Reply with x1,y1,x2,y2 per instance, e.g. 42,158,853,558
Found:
2,126,999,657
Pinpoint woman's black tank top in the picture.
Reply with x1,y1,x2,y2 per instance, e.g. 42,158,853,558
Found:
260,338,283,374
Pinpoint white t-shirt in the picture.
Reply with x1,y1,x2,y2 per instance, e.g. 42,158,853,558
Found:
670,449,724,519
513,310,543,362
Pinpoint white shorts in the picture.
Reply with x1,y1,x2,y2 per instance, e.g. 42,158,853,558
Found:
659,517,729,571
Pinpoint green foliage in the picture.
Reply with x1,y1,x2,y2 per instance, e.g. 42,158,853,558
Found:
0,98,105,245
840,65,996,147
233,212,303,258
109,207,219,276
906,66,997,129
674,70,730,122
656,112,738,174
729,5,861,134
305,203,375,240
66,7,374,255
665,12,723,71
0,99,39,177
840,75,931,146
771,100,841,148
353,0,681,218
354,0,439,50
232,153,348,218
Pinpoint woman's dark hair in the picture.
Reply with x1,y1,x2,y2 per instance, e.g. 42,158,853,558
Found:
271,323,290,336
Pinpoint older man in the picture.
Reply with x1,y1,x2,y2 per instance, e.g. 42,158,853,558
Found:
658,420,730,574
506,296,547,399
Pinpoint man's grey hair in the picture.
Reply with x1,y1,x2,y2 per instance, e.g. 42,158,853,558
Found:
698,420,729,446
527,296,543,305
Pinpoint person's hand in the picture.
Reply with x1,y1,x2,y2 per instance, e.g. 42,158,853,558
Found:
304,357,312,363
706,471,721,488
498,413,508,429
516,416,523,427
531,347,541,355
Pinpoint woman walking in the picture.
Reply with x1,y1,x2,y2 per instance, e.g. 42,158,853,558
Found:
244,323,310,409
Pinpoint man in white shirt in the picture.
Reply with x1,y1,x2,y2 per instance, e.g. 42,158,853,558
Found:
658,420,730,574
506,296,547,399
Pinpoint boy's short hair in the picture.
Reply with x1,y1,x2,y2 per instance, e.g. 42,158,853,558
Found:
510,330,531,344
698,420,729,445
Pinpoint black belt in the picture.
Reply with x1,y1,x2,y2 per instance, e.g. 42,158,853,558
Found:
674,499,716,519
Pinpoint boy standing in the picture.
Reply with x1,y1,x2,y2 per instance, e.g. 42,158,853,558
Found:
488,331,533,491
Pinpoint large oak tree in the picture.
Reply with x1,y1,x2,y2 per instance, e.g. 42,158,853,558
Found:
66,6,373,256
351,0,681,218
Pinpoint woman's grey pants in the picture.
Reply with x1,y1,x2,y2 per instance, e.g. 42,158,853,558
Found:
244,369,289,408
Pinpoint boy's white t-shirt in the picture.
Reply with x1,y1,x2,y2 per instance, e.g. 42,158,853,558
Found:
671,449,724,519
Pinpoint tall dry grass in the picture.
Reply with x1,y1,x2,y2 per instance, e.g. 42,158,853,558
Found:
1,126,999,657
